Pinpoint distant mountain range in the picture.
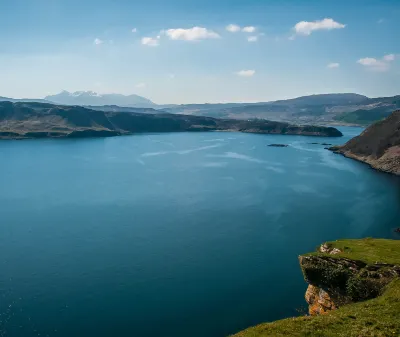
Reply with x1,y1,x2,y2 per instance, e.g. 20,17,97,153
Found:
1,92,399,126
0,96,50,104
44,91,155,108
0,101,342,140
161,93,400,125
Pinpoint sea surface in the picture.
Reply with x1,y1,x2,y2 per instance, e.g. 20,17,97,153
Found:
1,127,399,337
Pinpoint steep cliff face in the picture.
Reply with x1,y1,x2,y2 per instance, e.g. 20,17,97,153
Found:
300,243,400,315
232,239,400,337
330,110,400,175
305,285,338,315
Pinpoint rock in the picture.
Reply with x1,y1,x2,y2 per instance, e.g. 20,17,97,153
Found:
268,144,289,147
299,252,400,315
319,243,342,255
305,285,338,315
309,142,332,146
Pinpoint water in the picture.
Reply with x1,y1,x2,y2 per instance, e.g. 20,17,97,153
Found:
1,127,399,337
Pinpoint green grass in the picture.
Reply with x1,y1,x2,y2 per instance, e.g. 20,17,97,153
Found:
231,239,400,337
307,238,400,265
232,280,400,337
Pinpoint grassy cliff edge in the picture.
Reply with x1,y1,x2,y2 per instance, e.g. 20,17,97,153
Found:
232,239,400,337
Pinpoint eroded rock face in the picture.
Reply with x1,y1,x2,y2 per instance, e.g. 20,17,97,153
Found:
299,253,400,315
305,285,338,315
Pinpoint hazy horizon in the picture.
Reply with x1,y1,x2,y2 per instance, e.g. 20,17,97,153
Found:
1,0,399,104
2,90,396,106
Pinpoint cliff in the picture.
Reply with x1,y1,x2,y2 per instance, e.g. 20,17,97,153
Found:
232,238,400,337
0,101,342,140
329,110,400,175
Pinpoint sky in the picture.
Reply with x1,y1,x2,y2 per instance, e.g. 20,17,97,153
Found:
0,0,399,104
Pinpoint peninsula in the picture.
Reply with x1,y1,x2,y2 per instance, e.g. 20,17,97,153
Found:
329,110,400,175
0,101,342,140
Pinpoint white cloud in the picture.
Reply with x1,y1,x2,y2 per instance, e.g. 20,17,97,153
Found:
383,54,395,61
357,57,386,69
141,37,159,47
94,38,104,45
327,63,340,68
164,27,220,41
169,74,175,79
236,70,255,77
357,54,395,72
135,83,146,88
293,18,346,36
242,26,256,33
226,24,241,33
132,28,137,33
247,36,258,42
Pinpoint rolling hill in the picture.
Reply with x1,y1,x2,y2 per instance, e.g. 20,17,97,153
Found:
0,101,342,140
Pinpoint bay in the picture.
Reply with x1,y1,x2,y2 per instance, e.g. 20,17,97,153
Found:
1,127,399,337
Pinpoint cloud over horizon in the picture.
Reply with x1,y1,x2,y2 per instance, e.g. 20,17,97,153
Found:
236,70,255,77
247,36,258,42
327,63,340,68
164,27,220,41
226,24,241,33
242,26,256,33
293,18,346,36
357,54,396,72
141,37,160,46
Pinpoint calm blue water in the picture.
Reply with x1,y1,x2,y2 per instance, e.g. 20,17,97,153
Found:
1,127,399,337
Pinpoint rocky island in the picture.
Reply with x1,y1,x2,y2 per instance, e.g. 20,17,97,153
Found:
329,110,400,175
0,101,343,140
268,144,289,147
233,238,400,337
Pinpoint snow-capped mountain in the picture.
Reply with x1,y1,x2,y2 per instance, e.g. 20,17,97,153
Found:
45,91,155,107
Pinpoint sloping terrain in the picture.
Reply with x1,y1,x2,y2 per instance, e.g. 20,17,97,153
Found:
0,101,342,140
330,110,400,175
4,93,400,125
232,239,400,337
334,96,400,125
160,94,399,125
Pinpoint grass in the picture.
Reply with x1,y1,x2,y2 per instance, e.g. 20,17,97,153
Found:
231,239,400,337
306,238,400,265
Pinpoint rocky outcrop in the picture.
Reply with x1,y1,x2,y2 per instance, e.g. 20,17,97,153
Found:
232,239,400,337
0,101,343,140
299,243,400,316
305,285,338,315
329,110,400,175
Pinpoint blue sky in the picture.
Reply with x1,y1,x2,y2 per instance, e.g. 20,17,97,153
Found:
0,0,399,104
